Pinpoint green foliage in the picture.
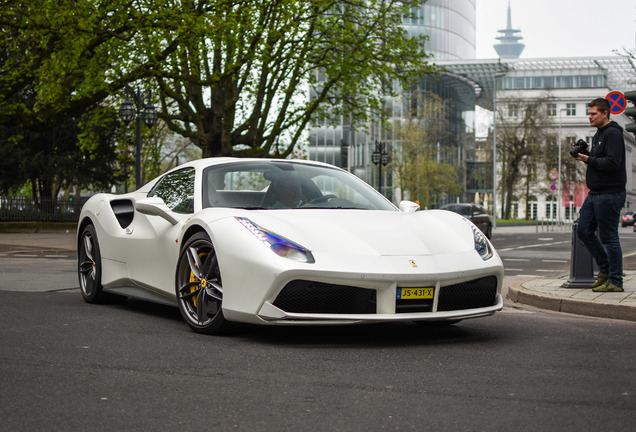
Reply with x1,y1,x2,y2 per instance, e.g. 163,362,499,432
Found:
0,0,437,194
392,91,461,209
151,0,436,157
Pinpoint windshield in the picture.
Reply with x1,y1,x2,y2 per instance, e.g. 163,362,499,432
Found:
202,161,396,211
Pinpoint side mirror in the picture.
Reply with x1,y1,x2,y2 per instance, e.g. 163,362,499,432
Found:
399,200,420,213
135,197,180,225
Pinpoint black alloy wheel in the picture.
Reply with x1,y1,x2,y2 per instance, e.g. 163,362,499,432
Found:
175,232,228,334
78,224,106,303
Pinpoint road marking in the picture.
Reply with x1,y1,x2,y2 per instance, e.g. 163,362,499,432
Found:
497,240,568,252
542,259,568,263
504,258,530,261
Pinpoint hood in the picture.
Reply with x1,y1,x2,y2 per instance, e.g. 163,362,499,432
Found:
235,209,475,257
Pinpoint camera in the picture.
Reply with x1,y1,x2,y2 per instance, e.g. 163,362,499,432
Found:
569,139,588,157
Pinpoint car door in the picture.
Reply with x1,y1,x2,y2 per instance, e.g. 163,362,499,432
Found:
125,168,196,297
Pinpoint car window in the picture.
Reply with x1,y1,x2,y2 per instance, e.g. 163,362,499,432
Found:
202,161,395,210
149,168,196,214
444,204,471,216
473,205,487,215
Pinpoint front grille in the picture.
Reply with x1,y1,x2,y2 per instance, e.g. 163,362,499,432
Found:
272,280,377,314
437,276,498,311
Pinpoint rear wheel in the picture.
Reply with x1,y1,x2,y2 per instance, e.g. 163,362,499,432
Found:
78,224,126,304
78,224,106,303
175,232,229,334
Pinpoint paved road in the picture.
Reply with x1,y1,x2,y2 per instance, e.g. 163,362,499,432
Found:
1,228,636,431
1,289,635,432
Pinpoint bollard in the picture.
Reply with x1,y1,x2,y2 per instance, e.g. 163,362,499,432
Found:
562,219,598,288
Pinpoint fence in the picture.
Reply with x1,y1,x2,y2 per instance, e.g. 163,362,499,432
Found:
0,196,88,223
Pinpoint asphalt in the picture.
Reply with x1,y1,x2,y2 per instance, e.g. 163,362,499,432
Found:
0,225,634,322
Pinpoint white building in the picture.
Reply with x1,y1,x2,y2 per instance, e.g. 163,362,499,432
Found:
441,56,636,222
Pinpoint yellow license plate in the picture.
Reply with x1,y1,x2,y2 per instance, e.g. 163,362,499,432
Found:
398,287,434,299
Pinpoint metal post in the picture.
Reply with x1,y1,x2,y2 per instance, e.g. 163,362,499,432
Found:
492,73,505,228
119,85,158,191
135,107,142,190
562,219,598,288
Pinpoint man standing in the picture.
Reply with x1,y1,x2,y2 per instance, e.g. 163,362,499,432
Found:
573,97,626,292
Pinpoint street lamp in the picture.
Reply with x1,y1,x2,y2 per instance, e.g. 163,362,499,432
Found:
492,72,506,229
119,85,159,190
372,141,390,195
557,107,568,224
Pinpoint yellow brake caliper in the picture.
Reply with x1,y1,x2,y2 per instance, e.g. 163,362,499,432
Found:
189,252,208,308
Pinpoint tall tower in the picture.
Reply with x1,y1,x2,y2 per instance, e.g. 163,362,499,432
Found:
494,1,525,59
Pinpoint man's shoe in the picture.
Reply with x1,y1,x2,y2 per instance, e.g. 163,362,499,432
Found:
592,281,624,293
591,272,608,288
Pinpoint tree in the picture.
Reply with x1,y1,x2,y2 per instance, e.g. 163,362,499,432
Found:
150,0,436,157
495,95,558,219
0,0,177,196
392,91,460,209
1,0,436,193
0,101,121,202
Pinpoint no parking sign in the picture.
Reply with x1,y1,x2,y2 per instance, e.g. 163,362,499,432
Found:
606,91,627,115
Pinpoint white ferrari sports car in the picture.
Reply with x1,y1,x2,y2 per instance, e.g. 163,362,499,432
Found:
77,158,504,334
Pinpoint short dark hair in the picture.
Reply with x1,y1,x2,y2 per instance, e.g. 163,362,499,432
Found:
589,97,610,115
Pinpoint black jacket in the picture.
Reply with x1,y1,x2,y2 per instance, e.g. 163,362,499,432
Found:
584,121,626,194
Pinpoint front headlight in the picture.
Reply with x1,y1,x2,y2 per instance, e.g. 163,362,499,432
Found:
466,220,493,261
236,217,315,263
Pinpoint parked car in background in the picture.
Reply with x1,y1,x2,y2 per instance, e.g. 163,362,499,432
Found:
622,211,635,227
440,203,492,239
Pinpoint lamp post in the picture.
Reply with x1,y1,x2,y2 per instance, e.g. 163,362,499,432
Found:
557,108,568,224
492,72,505,229
119,85,159,190
371,141,390,195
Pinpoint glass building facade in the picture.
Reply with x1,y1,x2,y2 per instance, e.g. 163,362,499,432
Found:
308,0,478,205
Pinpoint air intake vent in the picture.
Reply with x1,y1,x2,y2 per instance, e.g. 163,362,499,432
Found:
437,276,498,311
273,280,376,314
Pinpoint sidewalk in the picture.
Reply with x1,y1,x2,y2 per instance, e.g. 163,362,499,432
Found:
0,227,635,322
507,273,636,322
498,224,636,322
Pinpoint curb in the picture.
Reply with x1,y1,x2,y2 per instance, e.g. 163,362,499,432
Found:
507,279,636,322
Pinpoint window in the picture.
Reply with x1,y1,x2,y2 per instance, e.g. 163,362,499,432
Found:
566,103,576,116
547,103,556,116
508,104,519,117
149,168,196,214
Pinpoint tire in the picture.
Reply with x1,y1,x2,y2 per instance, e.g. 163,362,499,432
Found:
175,232,229,335
78,224,107,303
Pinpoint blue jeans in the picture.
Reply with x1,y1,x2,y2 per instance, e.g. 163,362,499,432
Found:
576,191,626,287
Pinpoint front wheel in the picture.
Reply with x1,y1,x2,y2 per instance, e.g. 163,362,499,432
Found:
175,232,229,335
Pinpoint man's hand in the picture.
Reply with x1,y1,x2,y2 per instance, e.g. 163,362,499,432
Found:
575,153,589,162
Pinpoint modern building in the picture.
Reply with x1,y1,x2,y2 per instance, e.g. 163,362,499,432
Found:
439,57,636,222
308,1,636,222
308,0,479,203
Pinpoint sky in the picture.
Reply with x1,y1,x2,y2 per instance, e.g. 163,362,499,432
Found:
475,0,636,59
